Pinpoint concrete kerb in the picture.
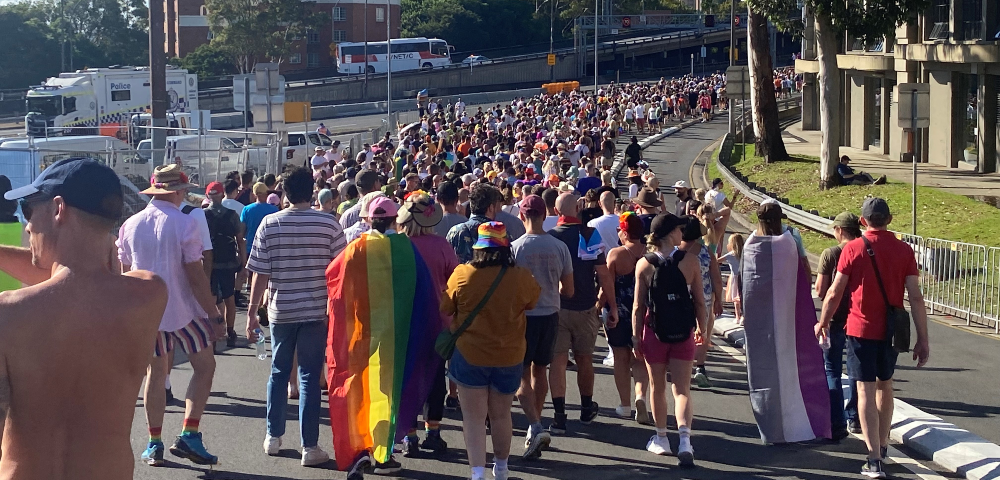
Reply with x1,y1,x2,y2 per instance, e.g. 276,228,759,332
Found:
611,118,702,186
693,137,1000,480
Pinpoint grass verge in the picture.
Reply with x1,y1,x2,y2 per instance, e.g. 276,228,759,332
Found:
709,143,1000,253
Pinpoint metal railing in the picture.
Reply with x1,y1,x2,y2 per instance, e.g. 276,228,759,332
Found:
716,95,1000,332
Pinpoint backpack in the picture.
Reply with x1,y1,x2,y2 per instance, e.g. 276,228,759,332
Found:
203,206,240,265
645,251,696,343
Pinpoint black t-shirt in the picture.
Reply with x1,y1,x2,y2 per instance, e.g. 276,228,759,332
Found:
549,223,606,311
625,142,641,168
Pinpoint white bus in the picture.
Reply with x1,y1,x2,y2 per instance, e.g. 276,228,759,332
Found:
337,38,452,74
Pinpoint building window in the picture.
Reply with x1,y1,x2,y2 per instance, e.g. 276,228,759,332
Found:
376,7,385,22
307,31,320,44
961,0,983,40
307,53,320,67
289,53,302,64
333,30,347,42
928,0,951,40
332,6,346,21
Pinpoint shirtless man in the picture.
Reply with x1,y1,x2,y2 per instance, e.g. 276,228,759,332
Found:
0,158,168,479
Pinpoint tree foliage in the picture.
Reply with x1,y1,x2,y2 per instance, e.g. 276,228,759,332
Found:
0,0,148,89
205,0,325,73
169,43,235,78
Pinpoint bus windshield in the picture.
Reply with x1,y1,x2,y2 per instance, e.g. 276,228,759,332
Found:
430,41,449,57
26,96,62,117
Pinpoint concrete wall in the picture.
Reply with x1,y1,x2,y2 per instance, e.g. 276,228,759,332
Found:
848,74,869,150
927,70,961,168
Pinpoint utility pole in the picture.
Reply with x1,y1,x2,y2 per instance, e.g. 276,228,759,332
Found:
149,0,167,165
593,0,598,90
363,0,369,98
549,0,555,81
728,0,736,135
386,0,392,136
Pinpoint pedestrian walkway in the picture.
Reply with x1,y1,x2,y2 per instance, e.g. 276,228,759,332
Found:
782,122,1000,202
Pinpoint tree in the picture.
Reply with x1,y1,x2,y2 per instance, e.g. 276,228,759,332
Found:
170,43,235,78
746,8,788,162
0,9,61,89
205,0,324,73
749,0,929,188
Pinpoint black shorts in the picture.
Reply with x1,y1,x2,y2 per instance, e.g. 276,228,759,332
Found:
605,308,634,348
210,268,237,302
524,313,559,366
847,336,898,382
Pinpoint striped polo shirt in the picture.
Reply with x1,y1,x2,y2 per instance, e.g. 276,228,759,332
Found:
247,207,347,324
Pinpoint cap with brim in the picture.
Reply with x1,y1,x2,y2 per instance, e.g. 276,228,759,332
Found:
861,197,890,222
473,221,509,249
140,164,198,194
5,157,124,221
634,188,663,208
627,170,640,178
757,202,784,221
650,213,684,238
672,180,689,189
205,181,224,195
832,211,860,229
368,196,399,219
519,195,546,217
253,182,269,196
557,182,575,193
397,192,443,228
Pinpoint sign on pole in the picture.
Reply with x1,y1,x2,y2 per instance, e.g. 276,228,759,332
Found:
724,66,750,96
701,46,707,58
547,54,556,66
250,63,286,134
896,83,930,128
734,15,741,26
622,16,631,28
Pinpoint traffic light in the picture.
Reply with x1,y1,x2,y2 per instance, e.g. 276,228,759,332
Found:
705,15,715,28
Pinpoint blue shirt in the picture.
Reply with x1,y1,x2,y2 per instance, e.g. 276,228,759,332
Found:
240,202,280,254
837,162,855,178
575,176,602,196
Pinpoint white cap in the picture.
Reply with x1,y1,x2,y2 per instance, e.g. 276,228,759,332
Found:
672,180,689,189
760,198,779,206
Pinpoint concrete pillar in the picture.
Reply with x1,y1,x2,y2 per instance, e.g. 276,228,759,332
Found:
849,74,870,150
881,79,894,155
802,72,820,130
927,69,962,168
978,74,998,173
841,71,851,146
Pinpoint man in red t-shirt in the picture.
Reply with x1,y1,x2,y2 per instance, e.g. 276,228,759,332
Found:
816,197,930,478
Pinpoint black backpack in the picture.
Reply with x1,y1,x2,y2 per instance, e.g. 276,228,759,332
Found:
203,206,240,264
645,251,696,343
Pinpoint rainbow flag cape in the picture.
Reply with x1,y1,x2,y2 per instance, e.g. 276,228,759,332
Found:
326,231,443,467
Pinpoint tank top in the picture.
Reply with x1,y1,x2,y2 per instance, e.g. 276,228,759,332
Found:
614,245,643,322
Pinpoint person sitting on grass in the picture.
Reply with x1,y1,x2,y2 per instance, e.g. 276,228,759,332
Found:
837,155,886,186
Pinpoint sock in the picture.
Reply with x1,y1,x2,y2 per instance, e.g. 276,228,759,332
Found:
655,427,668,437
494,458,508,471
553,397,566,415
679,426,691,437
696,364,706,373
472,466,485,478
181,418,199,435
148,426,162,444
582,395,593,409
425,421,440,434
530,422,544,436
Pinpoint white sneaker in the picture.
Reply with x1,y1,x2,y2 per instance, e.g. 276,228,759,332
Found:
602,352,615,367
677,436,695,466
492,465,509,480
615,405,632,418
646,434,672,455
301,446,330,466
263,435,281,455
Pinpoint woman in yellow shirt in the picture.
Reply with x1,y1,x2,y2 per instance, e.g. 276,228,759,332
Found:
441,221,540,480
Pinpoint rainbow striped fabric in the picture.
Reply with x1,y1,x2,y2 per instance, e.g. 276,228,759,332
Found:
326,231,443,467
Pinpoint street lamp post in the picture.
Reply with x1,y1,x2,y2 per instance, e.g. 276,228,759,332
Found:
728,0,736,135
593,0,598,90
549,0,555,81
386,0,392,136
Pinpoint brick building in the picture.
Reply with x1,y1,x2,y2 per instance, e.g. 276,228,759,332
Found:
166,0,401,73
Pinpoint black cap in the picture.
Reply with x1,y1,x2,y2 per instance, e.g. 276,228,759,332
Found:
5,157,123,221
650,213,685,238
861,197,890,223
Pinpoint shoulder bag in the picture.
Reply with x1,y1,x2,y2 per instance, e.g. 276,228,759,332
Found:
862,237,911,353
435,265,508,360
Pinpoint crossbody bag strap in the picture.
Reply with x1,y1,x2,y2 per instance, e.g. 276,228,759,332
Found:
452,265,508,337
862,236,892,309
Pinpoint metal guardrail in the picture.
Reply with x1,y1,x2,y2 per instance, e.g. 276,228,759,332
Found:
715,94,1000,332
199,26,736,99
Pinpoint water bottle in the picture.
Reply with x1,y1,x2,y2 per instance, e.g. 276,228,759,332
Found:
255,328,268,360
818,333,831,350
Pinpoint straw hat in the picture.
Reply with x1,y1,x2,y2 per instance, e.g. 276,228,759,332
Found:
396,191,443,228
141,164,198,194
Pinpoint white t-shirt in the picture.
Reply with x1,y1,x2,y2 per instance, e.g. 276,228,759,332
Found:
543,215,559,231
705,188,726,211
588,213,621,255
183,204,214,252
634,104,645,119
222,198,244,213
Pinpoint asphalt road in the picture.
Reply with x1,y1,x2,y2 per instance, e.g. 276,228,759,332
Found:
129,121,959,480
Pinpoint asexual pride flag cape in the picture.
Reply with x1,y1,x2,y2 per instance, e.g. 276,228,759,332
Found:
739,231,831,444
326,231,443,467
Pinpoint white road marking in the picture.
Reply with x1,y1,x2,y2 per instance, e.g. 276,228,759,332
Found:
709,337,948,480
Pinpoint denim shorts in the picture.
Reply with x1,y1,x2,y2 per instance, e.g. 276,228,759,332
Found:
448,350,523,395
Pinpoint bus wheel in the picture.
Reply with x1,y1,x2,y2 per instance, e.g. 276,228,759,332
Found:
421,63,433,70
367,65,376,74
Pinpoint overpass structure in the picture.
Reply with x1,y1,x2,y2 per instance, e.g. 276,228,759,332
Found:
199,21,746,111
